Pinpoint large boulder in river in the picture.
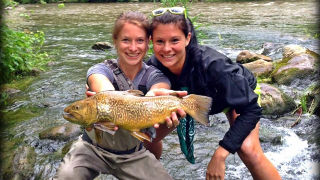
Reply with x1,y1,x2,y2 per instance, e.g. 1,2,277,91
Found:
259,83,296,115
236,50,272,64
92,42,113,50
39,123,81,141
271,45,319,85
243,59,273,77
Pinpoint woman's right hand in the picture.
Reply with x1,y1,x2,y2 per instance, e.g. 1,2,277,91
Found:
206,146,229,180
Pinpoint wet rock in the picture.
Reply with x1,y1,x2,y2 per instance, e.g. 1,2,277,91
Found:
271,136,283,145
12,145,36,179
259,124,284,145
31,68,42,76
92,42,113,50
41,102,51,108
0,87,21,96
261,42,283,58
261,133,284,145
272,45,319,85
260,83,296,115
47,61,57,66
243,59,273,77
283,44,307,59
39,123,82,141
236,50,272,64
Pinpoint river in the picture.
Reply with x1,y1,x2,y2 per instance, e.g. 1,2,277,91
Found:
2,1,319,179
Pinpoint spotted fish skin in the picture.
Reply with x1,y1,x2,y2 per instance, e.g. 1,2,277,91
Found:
63,90,212,141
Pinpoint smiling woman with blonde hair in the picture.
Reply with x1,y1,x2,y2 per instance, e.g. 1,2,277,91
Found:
53,11,185,180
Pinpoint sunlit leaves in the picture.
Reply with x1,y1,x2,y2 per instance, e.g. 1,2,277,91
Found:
0,26,49,84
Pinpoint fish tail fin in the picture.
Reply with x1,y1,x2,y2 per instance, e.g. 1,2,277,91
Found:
181,94,212,126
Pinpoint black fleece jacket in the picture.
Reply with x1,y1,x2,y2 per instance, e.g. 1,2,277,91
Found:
147,45,262,153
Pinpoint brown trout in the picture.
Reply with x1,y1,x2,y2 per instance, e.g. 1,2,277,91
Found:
63,90,212,142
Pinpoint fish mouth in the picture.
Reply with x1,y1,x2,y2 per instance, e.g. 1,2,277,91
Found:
63,112,78,122
63,112,75,120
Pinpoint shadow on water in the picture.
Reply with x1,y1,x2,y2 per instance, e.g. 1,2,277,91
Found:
2,1,319,179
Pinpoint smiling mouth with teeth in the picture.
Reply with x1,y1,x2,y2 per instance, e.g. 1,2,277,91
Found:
162,54,175,60
127,53,140,57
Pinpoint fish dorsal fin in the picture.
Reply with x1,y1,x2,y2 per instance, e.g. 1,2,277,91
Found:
126,90,144,96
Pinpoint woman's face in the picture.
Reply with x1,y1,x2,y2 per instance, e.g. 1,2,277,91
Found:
152,23,191,75
115,22,148,66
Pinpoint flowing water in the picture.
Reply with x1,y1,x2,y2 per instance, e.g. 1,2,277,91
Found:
2,1,319,179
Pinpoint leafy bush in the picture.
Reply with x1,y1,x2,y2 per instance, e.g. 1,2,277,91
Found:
3,0,18,7
0,25,49,84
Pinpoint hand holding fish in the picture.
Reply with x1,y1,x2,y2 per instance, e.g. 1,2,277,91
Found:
145,88,188,98
146,88,187,128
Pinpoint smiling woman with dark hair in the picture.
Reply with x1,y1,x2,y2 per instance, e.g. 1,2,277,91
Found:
147,7,281,180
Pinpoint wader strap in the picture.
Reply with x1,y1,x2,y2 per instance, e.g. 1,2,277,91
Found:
138,65,155,95
83,130,97,146
104,59,133,91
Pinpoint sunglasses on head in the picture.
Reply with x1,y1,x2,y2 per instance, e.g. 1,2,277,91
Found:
152,7,187,19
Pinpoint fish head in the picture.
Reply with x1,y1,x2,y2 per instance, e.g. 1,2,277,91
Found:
63,97,97,126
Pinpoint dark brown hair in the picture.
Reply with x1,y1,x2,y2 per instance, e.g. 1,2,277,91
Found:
150,12,198,48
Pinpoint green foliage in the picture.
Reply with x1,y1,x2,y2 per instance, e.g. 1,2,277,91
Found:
300,95,307,113
58,3,65,8
0,92,9,108
0,25,49,85
189,14,208,44
0,136,24,180
3,0,19,7
159,0,208,44
146,42,154,59
160,0,188,7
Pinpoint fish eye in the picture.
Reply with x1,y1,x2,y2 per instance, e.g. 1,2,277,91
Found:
73,105,79,110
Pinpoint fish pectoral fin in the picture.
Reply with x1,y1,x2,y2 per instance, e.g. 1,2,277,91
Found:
93,122,116,135
131,131,151,142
